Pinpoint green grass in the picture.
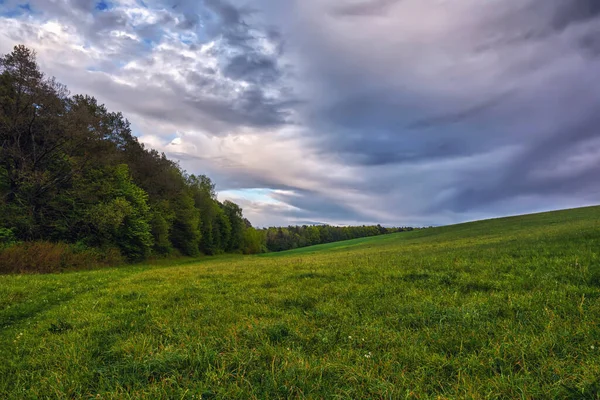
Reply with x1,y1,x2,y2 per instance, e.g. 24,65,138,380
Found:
1,206,600,399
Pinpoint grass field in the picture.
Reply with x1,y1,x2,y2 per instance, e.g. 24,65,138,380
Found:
1,206,600,399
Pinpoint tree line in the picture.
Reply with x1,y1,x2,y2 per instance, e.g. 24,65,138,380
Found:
0,45,413,270
261,225,415,252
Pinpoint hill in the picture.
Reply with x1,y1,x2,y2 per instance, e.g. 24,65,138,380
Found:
1,206,599,398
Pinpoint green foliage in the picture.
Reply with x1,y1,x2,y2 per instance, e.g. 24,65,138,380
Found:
89,198,132,237
111,165,153,260
223,200,245,252
170,193,201,256
85,165,153,260
242,227,267,254
213,206,231,254
1,206,600,398
149,210,173,255
0,228,17,249
262,224,412,252
0,45,260,261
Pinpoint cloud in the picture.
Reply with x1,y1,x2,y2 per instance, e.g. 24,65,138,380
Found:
273,0,600,216
222,53,281,84
552,0,600,31
2,0,600,227
330,0,400,17
1,0,294,132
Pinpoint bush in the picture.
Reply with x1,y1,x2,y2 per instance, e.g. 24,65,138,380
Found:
0,241,123,274
0,227,17,249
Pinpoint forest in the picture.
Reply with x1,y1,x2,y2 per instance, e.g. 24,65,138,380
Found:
0,45,409,272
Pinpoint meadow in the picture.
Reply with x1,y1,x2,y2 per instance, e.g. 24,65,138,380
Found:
1,206,600,399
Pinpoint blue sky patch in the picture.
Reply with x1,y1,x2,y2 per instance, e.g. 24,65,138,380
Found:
1,3,32,18
95,1,109,11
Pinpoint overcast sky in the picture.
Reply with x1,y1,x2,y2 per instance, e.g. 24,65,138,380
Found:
1,0,600,227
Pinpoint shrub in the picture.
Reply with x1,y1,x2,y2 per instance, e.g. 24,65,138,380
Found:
0,227,17,249
0,241,123,274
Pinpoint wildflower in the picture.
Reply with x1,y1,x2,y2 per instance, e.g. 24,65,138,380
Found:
364,352,372,358
591,345,595,350
348,336,352,339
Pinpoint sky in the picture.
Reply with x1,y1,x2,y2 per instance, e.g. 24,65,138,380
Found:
1,0,600,227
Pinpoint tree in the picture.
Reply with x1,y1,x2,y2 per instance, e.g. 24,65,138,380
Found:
222,200,245,252
242,227,266,254
170,192,201,256
0,45,71,239
85,165,153,260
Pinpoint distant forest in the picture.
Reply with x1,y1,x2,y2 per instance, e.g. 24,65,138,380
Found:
0,45,412,271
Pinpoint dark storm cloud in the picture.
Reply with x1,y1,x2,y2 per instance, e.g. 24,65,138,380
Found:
174,0,600,225
473,0,600,53
172,0,255,47
181,87,291,129
406,91,515,130
445,112,600,213
184,0,292,129
199,0,288,96
310,90,513,167
119,0,600,224
270,189,367,222
552,0,600,31
271,0,600,221
75,74,289,135
222,54,281,84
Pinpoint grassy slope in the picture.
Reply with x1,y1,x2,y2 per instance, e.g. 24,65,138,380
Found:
1,206,600,399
